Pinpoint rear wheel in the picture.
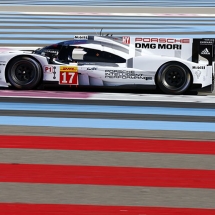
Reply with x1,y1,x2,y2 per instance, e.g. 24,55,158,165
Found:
156,62,192,94
7,57,42,89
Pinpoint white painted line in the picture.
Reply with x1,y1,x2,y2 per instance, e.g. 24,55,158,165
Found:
0,92,215,103
19,12,215,17
90,93,215,103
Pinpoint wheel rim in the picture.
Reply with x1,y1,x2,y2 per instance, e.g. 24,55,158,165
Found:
161,66,187,90
11,61,37,85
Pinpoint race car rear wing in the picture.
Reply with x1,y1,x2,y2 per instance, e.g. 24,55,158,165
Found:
192,38,215,66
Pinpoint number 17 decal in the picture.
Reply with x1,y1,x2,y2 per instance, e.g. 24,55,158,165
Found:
59,66,78,85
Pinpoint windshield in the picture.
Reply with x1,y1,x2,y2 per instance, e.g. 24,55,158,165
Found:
33,43,63,56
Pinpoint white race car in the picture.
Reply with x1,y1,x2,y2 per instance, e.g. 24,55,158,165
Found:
0,35,214,94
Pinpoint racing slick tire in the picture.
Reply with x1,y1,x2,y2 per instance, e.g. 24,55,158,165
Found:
156,62,192,94
7,56,42,90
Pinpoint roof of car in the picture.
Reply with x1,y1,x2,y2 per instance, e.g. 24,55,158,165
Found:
61,35,127,46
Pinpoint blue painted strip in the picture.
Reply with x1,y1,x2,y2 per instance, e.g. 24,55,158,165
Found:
1,23,206,32
0,12,215,47
0,102,215,117
0,23,212,32
3,27,211,34
2,0,215,7
0,116,214,132
0,40,60,45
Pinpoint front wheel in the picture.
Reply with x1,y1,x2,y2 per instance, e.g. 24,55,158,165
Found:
7,57,42,89
156,62,192,94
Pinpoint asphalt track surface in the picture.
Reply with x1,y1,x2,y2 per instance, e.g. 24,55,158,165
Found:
0,94,215,214
0,5,215,215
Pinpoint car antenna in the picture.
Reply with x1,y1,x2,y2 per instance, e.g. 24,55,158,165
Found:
93,28,99,35
100,28,103,36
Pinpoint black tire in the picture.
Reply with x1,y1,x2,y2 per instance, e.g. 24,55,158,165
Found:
7,57,42,90
156,62,192,94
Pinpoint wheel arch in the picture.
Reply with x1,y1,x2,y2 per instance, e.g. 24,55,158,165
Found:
155,60,193,88
154,60,193,94
5,55,43,83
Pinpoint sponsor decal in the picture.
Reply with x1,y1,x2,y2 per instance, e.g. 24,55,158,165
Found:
195,70,201,79
60,66,78,72
200,41,213,44
135,43,182,50
105,70,152,80
87,67,97,71
45,49,58,54
201,48,210,55
78,62,96,65
135,38,190,43
200,39,215,44
192,66,205,69
44,66,57,79
122,36,130,44
59,66,78,85
53,66,56,79
135,38,189,49
44,66,53,73
74,35,88,40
